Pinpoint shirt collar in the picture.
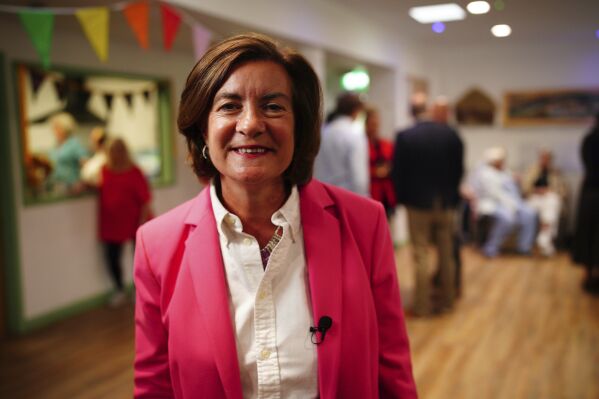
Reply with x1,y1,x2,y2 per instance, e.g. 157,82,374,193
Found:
209,182,301,244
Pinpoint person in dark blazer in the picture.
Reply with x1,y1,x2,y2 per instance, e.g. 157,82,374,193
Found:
572,112,599,294
391,94,464,316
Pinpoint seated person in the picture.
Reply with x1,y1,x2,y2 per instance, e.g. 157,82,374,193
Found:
522,149,567,256
471,147,537,258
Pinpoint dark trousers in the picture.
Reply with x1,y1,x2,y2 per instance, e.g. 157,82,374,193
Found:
102,241,125,291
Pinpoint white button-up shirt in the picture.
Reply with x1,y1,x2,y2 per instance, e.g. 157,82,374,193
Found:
210,184,318,399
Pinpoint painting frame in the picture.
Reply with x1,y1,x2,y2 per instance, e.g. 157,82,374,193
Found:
503,88,599,126
13,61,175,206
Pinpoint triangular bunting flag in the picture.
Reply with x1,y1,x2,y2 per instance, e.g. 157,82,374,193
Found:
142,90,151,103
29,69,46,97
124,93,134,110
76,7,110,62
103,93,114,111
192,23,212,60
160,4,181,51
123,1,149,49
54,79,67,101
19,11,54,68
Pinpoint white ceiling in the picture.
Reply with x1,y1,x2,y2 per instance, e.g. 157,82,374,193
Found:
326,0,599,46
4,0,599,49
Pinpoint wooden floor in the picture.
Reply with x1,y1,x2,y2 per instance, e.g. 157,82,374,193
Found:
1,247,598,398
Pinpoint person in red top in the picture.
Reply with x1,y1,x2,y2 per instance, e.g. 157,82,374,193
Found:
366,108,396,217
99,138,152,306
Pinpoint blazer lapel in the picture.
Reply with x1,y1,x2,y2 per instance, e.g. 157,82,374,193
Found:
184,190,243,399
300,181,342,399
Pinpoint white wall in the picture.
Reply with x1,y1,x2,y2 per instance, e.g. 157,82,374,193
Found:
1,15,199,320
420,39,599,229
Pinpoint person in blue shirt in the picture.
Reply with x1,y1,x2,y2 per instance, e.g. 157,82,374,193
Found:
48,112,88,194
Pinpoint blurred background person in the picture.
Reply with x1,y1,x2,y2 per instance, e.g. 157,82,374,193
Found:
81,126,108,187
48,112,88,194
430,96,464,297
522,148,567,256
391,93,464,316
572,112,599,294
99,138,152,306
473,147,537,258
365,107,395,217
314,91,369,196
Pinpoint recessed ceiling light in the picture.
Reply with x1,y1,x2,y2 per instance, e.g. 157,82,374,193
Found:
491,24,512,37
432,22,446,34
467,1,491,15
409,3,466,24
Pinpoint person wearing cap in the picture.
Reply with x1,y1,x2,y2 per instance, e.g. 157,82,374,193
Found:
473,146,537,258
314,92,369,196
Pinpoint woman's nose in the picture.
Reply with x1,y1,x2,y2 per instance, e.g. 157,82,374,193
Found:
236,107,264,137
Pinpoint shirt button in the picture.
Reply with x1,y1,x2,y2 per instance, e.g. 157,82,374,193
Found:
243,238,252,246
258,290,268,300
225,215,235,226
260,348,271,360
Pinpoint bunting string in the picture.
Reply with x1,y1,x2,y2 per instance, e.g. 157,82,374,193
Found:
0,0,212,66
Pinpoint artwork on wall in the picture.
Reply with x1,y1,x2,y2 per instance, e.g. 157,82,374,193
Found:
503,88,599,126
456,88,496,125
14,62,174,205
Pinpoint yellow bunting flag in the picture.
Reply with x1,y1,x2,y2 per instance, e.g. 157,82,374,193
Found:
76,7,109,62
123,1,149,49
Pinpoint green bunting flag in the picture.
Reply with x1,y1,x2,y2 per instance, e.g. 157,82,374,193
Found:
19,11,54,68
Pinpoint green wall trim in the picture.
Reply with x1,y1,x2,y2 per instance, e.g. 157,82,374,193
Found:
17,284,135,334
0,52,25,334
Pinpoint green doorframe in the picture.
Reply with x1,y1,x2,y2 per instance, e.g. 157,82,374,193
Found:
0,52,24,334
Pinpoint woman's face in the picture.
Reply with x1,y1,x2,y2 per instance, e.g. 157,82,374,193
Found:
205,60,295,190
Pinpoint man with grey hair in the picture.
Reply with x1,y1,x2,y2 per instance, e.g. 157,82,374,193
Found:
392,93,464,316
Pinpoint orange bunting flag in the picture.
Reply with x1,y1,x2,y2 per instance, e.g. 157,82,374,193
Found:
160,3,181,51
123,1,149,49
76,7,110,62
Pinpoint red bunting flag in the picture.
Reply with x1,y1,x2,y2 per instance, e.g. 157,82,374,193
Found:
123,1,149,49
160,3,181,51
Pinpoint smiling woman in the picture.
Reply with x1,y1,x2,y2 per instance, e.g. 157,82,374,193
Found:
133,33,417,399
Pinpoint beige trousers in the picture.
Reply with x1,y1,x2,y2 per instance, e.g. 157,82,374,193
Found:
407,204,456,315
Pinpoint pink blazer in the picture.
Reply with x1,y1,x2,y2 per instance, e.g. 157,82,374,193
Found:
134,180,417,398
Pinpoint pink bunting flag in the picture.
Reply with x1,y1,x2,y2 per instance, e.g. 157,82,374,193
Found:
192,23,212,60
160,3,181,51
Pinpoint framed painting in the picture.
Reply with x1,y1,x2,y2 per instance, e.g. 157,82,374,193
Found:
14,62,174,205
503,88,599,126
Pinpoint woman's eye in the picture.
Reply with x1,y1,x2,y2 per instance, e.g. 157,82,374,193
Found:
264,103,284,112
218,102,239,112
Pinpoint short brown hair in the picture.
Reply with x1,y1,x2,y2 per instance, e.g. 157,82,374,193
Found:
177,33,322,185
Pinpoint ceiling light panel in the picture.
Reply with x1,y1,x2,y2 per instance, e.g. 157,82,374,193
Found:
409,3,467,24
491,24,512,37
467,1,491,15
